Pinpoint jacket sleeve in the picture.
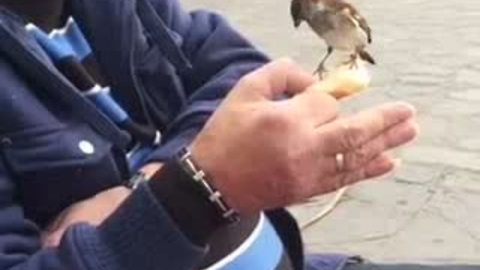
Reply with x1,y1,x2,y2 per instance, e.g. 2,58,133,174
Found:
145,0,270,161
0,159,205,270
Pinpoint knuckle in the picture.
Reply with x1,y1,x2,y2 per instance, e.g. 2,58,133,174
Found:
340,124,364,150
311,86,337,103
237,73,262,91
347,144,370,170
310,90,340,115
256,107,291,131
322,93,340,112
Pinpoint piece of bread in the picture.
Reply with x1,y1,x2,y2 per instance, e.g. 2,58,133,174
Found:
313,60,371,99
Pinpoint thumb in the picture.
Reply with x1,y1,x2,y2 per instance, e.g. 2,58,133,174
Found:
239,58,316,101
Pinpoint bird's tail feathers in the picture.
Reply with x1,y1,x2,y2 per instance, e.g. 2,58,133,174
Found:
358,50,376,65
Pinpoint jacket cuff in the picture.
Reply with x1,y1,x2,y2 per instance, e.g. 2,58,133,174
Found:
72,183,206,270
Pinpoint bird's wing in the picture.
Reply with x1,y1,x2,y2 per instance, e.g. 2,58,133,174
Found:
355,13,372,43
327,0,372,43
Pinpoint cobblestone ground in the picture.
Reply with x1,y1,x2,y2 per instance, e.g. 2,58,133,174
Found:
183,0,480,264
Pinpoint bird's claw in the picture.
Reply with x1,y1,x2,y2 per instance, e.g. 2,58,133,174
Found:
343,54,359,69
314,65,327,80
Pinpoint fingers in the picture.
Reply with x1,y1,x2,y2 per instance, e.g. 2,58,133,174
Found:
320,118,418,177
42,230,64,248
317,102,416,155
41,205,77,248
238,58,316,100
40,187,130,248
333,153,396,189
311,153,396,196
363,154,398,179
343,119,417,172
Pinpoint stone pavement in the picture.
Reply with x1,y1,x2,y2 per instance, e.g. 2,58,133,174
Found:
183,0,480,264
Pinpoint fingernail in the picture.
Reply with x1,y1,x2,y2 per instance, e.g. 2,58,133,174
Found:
400,120,420,141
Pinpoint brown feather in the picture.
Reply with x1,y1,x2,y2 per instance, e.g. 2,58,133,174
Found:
358,49,376,65
323,0,373,43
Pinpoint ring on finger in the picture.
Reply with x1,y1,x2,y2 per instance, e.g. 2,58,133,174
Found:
335,152,346,173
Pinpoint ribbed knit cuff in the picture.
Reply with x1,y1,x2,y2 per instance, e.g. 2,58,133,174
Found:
73,183,206,270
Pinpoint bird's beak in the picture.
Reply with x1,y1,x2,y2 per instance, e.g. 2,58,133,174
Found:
290,0,303,28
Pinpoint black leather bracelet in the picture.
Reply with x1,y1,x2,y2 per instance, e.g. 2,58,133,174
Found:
146,158,227,246
176,147,240,224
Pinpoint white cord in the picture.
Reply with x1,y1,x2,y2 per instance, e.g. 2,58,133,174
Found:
300,186,348,230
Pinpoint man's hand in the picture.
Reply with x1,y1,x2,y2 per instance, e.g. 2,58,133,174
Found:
42,58,418,247
191,59,418,214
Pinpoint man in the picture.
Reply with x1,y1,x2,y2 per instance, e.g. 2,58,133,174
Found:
41,59,419,270
0,0,419,270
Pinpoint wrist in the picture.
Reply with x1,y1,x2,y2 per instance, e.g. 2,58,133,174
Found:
146,157,229,246
190,140,246,214
139,162,164,179
177,147,239,224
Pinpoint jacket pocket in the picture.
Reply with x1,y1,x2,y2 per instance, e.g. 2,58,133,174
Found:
1,122,123,227
135,43,187,126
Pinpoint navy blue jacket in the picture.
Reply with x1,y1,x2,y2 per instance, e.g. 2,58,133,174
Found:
0,0,304,269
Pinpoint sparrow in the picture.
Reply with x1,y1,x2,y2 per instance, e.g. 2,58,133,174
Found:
290,0,375,76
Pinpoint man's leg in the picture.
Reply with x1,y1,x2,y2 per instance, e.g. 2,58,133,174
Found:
305,254,480,270
304,254,363,270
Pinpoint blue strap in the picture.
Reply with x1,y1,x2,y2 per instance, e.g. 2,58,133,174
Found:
0,25,131,149
63,18,91,60
85,87,129,123
26,24,74,61
27,19,91,62
127,144,156,172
